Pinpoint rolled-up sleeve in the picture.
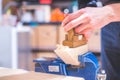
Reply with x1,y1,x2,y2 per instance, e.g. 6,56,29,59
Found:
101,0,120,5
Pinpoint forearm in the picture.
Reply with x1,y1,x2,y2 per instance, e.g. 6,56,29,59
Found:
104,3,120,22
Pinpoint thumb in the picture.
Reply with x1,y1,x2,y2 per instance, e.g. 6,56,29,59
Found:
78,29,93,41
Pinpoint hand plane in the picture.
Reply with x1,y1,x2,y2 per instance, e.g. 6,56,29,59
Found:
63,29,87,48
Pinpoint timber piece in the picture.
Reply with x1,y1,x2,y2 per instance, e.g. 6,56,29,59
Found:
54,44,88,65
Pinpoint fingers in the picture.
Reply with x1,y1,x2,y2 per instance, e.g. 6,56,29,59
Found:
75,23,92,33
75,24,93,40
64,14,90,31
80,29,93,41
62,9,85,27
84,30,93,40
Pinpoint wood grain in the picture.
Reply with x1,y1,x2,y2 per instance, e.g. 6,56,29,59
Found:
0,68,84,80
63,29,87,48
54,44,88,65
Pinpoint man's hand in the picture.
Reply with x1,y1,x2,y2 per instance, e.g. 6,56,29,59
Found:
62,6,115,40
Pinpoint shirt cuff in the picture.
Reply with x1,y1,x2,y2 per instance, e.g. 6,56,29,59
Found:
104,1,120,5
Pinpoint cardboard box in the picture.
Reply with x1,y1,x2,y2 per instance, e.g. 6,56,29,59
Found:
31,25,57,50
37,25,57,49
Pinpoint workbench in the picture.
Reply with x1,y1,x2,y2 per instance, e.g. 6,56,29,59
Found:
0,67,84,80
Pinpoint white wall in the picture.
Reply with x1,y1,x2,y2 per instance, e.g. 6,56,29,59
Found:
0,0,2,24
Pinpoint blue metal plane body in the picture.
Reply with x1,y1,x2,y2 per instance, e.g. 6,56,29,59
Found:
33,52,99,80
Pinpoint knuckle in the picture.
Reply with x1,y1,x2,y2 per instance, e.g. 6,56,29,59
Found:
85,14,90,19
75,27,79,32
67,14,72,20
76,27,82,33
69,21,74,27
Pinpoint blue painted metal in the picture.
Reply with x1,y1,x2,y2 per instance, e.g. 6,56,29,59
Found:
33,52,99,80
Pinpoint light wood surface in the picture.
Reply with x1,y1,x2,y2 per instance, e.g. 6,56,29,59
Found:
54,44,88,65
0,67,28,77
0,67,84,80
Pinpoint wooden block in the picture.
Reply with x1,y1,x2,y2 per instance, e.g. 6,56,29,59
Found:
54,44,88,65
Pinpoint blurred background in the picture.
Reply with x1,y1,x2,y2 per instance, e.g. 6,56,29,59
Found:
0,0,101,71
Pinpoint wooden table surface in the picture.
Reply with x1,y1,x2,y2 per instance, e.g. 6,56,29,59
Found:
0,67,84,80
